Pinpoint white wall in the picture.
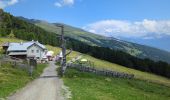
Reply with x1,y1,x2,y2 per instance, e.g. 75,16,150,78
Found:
27,44,45,60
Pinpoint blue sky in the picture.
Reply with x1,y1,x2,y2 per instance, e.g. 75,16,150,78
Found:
2,0,170,26
1,0,170,51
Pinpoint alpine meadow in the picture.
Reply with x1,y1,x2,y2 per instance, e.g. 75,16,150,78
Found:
1,0,170,100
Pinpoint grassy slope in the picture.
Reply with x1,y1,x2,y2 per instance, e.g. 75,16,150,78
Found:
39,38,170,99
34,22,100,46
46,45,79,59
1,37,170,99
83,55,170,86
0,63,47,98
64,69,170,100
1,37,170,86
32,20,170,63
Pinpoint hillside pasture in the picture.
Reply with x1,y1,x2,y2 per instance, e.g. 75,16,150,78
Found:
1,38,170,86
63,68,170,100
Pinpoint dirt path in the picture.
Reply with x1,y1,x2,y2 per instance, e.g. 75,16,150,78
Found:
8,61,65,100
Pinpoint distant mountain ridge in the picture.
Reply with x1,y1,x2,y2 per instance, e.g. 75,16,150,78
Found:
18,17,170,63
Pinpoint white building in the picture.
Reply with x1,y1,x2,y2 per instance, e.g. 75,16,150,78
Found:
6,40,47,60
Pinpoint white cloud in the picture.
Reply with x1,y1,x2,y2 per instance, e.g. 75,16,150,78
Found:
83,19,170,39
0,0,19,9
8,0,18,5
54,2,62,7
54,0,74,7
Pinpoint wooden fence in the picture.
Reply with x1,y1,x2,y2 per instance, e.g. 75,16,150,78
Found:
67,62,134,79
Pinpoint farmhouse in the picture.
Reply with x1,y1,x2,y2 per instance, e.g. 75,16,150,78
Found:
3,40,47,59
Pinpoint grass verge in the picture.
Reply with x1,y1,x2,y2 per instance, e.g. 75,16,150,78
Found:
0,62,47,99
63,68,170,100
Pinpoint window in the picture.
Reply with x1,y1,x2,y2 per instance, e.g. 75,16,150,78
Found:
36,50,39,53
31,50,34,53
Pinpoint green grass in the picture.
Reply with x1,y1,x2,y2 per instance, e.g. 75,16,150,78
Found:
1,38,170,86
1,37,170,99
0,37,24,44
63,68,170,100
33,43,170,87
0,62,47,98
82,55,170,86
46,45,80,61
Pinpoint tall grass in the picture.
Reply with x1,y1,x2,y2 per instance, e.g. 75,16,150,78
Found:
0,62,47,98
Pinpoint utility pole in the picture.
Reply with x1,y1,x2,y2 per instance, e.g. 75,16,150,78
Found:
56,25,66,76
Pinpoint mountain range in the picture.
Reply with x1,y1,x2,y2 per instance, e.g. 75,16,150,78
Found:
121,36,170,52
18,17,170,63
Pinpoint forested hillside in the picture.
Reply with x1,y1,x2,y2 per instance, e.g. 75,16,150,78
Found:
0,9,59,46
1,9,170,78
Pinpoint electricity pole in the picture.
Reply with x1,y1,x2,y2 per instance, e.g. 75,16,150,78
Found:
56,24,66,76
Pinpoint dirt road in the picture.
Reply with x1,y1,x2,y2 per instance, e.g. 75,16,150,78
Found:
8,61,64,100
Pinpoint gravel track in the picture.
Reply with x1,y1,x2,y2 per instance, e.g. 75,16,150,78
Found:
8,61,64,100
